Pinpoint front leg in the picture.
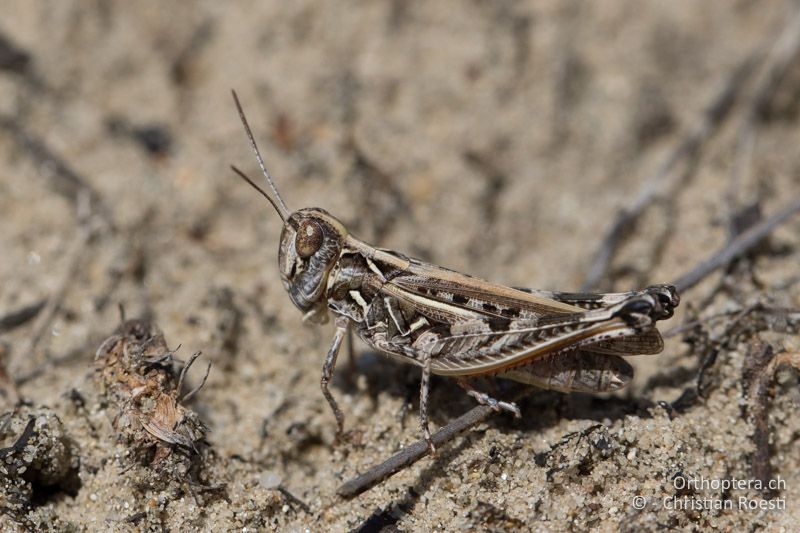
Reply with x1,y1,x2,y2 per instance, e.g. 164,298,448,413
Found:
321,316,349,441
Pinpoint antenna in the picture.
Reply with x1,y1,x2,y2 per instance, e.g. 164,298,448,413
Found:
231,165,287,221
231,90,290,221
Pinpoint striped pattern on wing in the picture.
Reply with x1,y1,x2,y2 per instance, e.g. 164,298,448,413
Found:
375,255,666,376
398,311,648,376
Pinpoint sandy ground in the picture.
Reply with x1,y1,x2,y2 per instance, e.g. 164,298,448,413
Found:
1,1,800,531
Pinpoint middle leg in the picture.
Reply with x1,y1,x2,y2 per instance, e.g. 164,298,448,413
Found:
321,316,350,441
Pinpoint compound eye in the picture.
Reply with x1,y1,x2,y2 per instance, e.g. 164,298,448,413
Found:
295,219,323,258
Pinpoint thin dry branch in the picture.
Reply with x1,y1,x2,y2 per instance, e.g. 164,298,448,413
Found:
662,304,800,339
1,118,113,390
0,116,111,223
0,300,46,334
11,192,97,382
337,389,530,499
580,55,757,291
727,7,800,211
581,8,800,291
671,197,800,293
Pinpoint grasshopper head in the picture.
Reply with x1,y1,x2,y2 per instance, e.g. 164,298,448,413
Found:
278,208,347,318
231,91,348,322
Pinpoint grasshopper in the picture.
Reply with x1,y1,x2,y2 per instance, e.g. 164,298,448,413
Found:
230,91,679,452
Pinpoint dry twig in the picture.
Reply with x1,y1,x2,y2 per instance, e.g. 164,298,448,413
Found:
580,55,757,291
662,305,800,339
0,116,110,222
671,197,800,293
581,8,800,291
727,6,800,212
337,388,530,498
10,192,98,383
0,300,46,334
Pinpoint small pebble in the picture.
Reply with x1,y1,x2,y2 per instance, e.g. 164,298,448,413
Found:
259,471,282,490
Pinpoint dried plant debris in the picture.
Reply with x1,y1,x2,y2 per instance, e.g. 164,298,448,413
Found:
0,319,293,531
82,319,288,530
668,302,800,412
533,424,618,483
0,407,80,525
94,319,210,477
742,338,800,496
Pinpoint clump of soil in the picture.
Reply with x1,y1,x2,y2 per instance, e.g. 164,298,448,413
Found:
0,407,79,526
